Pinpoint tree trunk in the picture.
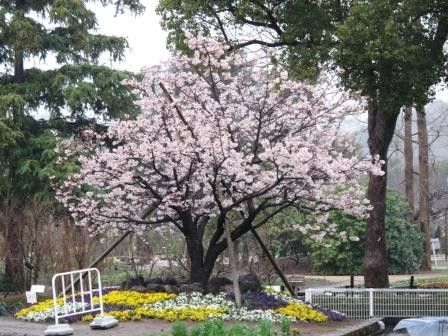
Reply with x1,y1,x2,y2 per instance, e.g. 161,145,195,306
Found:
5,216,25,291
4,9,26,291
365,171,389,288
364,103,399,288
417,106,432,271
403,106,415,216
185,235,214,285
14,49,25,84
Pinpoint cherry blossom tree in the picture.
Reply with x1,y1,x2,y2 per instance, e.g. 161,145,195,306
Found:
56,36,383,285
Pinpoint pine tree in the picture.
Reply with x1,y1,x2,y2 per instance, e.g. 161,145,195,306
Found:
0,0,143,290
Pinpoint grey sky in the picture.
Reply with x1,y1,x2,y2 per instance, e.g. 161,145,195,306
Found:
95,1,448,102
93,0,170,72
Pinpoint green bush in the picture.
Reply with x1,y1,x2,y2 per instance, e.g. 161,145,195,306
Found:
166,319,293,336
0,269,17,292
305,211,365,275
305,190,423,275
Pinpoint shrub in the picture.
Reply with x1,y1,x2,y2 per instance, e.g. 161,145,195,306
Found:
169,319,295,336
305,190,423,275
227,292,287,310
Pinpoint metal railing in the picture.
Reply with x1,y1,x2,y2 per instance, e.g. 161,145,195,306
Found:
305,288,448,319
51,268,104,324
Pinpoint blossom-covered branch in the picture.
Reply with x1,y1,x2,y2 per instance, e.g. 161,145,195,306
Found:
56,35,383,285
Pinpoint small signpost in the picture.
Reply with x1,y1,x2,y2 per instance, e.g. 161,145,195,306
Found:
31,285,45,293
25,284,45,304
25,291,37,304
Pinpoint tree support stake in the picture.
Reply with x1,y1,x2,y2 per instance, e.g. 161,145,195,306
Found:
250,227,295,296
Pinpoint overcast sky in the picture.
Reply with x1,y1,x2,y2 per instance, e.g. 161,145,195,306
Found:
91,1,448,102
93,0,170,72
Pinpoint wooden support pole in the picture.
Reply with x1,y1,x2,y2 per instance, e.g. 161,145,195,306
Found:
225,222,241,307
250,227,295,296
62,230,132,296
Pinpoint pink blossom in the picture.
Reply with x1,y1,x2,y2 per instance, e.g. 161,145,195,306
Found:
56,36,382,245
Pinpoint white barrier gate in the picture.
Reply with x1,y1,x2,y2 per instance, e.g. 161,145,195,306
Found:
52,268,103,324
45,267,118,336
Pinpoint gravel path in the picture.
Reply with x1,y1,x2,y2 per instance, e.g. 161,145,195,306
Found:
0,317,177,336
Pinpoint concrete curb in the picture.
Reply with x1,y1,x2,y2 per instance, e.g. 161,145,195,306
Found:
326,318,382,336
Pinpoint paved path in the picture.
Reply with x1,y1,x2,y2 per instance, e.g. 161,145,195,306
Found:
2,272,446,335
0,317,178,336
0,317,378,336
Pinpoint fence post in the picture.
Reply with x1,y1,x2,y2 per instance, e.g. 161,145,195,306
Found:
368,289,374,318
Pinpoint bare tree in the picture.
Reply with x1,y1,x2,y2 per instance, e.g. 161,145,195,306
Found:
417,106,432,270
404,106,415,216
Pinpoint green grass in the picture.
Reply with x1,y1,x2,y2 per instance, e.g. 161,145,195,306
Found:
101,268,130,286
0,293,51,315
159,319,294,336
391,276,448,288
100,265,183,286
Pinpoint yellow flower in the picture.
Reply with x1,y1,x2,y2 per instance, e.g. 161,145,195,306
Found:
102,291,176,307
81,314,94,322
275,303,328,323
16,298,63,317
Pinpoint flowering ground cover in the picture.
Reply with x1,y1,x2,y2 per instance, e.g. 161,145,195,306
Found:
15,289,345,324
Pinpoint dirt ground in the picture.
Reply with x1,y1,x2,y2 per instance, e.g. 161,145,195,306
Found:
0,317,372,336
301,271,448,289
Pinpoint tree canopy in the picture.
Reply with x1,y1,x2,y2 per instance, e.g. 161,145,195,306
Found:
157,0,351,80
157,0,448,287
57,36,382,285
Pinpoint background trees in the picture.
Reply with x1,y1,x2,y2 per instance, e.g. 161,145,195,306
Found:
304,191,423,275
335,1,447,285
57,36,381,286
0,0,143,290
157,0,448,287
157,0,348,80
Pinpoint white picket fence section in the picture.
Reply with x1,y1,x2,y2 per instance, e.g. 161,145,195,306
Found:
51,268,104,324
305,288,448,319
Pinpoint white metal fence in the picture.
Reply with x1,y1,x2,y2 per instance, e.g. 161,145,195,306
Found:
51,268,104,324
305,288,448,319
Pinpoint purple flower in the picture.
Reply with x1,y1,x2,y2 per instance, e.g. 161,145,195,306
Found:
312,305,347,321
227,292,287,310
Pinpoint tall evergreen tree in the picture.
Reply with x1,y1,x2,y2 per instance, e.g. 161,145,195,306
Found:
0,0,143,290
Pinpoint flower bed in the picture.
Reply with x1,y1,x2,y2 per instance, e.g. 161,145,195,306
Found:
275,303,327,323
16,289,343,324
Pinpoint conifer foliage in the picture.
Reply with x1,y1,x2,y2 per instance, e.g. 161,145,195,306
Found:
0,0,143,290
